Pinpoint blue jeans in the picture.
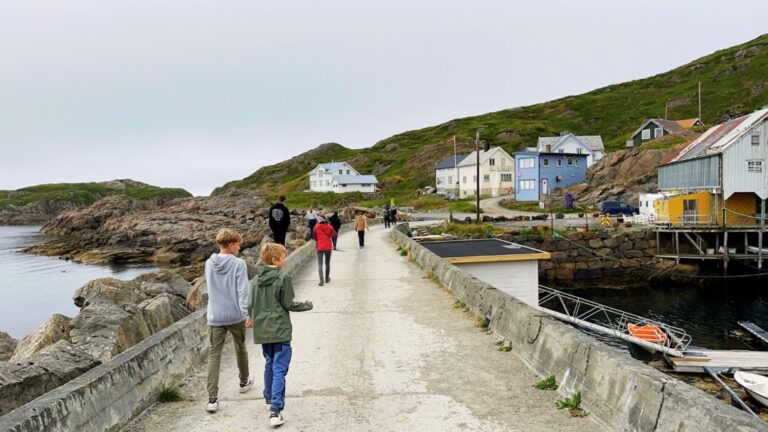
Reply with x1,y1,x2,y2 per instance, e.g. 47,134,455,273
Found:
262,342,292,412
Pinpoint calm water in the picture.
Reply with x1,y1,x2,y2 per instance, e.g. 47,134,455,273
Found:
565,278,768,350
0,226,158,338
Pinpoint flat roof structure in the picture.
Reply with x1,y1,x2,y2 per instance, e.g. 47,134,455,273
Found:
420,238,550,264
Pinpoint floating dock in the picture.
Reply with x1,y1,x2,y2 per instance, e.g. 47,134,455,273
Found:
670,349,768,374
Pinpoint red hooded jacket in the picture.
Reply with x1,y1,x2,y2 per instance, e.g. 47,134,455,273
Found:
313,222,337,251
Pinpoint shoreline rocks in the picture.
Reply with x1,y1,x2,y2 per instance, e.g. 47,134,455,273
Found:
0,332,17,362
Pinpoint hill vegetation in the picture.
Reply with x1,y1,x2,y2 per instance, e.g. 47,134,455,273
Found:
216,34,768,208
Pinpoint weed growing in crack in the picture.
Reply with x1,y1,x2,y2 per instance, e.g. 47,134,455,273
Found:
535,375,558,390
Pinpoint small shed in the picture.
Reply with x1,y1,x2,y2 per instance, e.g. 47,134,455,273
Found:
420,239,550,307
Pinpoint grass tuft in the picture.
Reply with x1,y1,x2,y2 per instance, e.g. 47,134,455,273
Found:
158,386,184,403
535,375,558,391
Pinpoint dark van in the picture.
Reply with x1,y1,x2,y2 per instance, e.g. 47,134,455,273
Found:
599,200,639,216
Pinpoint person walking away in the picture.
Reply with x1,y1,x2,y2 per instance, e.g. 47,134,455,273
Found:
328,211,342,250
268,195,290,246
390,206,398,226
306,207,318,238
383,204,391,228
355,211,368,248
205,229,254,413
247,243,313,427
313,216,336,285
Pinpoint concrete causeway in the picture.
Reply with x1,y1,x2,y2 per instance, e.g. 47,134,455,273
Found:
125,224,604,432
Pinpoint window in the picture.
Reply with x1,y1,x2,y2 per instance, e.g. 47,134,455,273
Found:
519,158,534,168
567,157,574,166
752,134,760,146
483,174,490,183
545,144,552,152
748,160,763,173
543,158,549,167
558,149,564,154
448,176,452,184
641,129,651,140
472,175,477,183
311,181,316,187
437,177,443,185
489,158,496,166
463,176,467,184
556,158,562,167
519,180,535,190
575,158,579,167
501,173,512,182
576,148,583,154
339,170,343,174
655,128,664,138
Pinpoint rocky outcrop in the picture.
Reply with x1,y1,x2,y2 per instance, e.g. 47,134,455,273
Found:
9,314,71,362
0,271,193,414
559,147,677,206
0,332,17,361
25,190,281,265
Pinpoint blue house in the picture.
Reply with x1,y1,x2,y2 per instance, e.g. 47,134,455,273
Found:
514,151,588,202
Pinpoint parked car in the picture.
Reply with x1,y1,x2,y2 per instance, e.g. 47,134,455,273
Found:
599,200,639,216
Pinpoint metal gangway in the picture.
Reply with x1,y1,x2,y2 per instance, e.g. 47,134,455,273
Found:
537,285,692,357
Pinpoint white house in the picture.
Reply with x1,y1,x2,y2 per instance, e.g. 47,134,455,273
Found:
536,132,605,167
456,146,515,198
434,153,467,195
308,162,378,193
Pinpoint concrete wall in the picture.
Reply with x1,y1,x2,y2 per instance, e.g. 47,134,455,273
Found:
390,225,768,432
0,240,319,432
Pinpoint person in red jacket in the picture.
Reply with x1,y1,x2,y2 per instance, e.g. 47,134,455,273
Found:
312,216,337,286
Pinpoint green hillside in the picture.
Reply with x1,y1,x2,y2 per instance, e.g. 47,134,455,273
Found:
0,180,192,210
216,33,768,206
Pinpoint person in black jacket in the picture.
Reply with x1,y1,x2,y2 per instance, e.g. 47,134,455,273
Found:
328,211,342,250
268,196,291,245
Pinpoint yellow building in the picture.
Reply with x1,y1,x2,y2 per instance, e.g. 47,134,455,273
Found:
653,191,759,227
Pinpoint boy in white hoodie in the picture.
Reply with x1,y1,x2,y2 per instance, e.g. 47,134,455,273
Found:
205,228,254,413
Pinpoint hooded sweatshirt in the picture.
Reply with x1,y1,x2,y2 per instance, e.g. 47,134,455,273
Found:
205,253,250,326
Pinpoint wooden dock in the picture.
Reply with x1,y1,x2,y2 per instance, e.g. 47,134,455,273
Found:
670,349,768,373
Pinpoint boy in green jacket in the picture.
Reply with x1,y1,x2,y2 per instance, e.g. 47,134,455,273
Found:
246,243,313,428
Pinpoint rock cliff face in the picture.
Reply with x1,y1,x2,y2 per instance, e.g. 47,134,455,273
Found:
0,332,16,361
558,147,677,206
25,189,295,265
0,271,193,415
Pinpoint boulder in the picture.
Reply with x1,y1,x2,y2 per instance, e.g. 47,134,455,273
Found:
69,299,152,362
0,332,17,361
0,340,99,415
10,314,72,362
73,277,147,308
139,296,174,334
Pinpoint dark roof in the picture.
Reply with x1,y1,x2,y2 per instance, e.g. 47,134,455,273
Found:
420,239,550,263
435,154,467,170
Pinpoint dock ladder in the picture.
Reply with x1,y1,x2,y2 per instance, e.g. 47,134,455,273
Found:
538,285,692,357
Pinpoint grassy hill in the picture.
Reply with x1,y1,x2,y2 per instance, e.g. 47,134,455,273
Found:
0,180,191,210
216,33,768,208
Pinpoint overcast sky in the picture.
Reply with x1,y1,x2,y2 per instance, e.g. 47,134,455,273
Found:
1,1,766,196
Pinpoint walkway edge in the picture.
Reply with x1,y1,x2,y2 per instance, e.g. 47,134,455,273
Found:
0,240,318,432
390,224,768,432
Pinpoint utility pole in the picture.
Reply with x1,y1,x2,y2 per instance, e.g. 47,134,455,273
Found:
453,135,458,196
475,131,480,222
698,81,702,119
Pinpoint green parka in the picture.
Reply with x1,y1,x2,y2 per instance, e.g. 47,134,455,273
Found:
248,264,313,344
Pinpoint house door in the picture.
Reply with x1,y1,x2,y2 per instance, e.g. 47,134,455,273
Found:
541,179,548,195
683,199,698,224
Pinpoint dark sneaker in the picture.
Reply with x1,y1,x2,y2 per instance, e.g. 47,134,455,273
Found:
325,276,331,283
206,397,219,413
269,411,285,427
318,280,324,286
239,376,254,393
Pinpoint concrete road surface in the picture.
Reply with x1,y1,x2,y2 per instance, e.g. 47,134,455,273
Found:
125,225,605,432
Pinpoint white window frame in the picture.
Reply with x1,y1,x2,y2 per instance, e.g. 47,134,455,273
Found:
576,148,583,154
501,173,512,182
567,157,574,166
519,180,535,190
556,158,563,167
641,129,651,140
483,174,490,183
519,158,534,169
489,158,495,166
748,160,763,173
655,127,664,138
462,176,467,184
543,158,549,167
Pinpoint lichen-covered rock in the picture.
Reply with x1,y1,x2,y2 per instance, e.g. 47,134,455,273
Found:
0,331,17,361
10,314,72,362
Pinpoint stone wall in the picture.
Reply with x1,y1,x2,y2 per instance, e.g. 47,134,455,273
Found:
390,225,767,432
0,239,319,432
497,229,680,288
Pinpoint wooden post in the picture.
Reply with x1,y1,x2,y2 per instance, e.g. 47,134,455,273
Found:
724,229,729,271
656,230,660,256
760,199,765,269
675,231,680,264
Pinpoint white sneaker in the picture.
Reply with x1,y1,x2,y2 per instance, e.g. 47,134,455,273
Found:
205,398,219,413
269,412,285,427
239,377,254,393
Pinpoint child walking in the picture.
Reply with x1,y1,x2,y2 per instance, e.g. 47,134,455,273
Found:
313,216,337,285
247,243,313,427
205,229,254,413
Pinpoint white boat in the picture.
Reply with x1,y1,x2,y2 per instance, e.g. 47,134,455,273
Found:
734,371,768,407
